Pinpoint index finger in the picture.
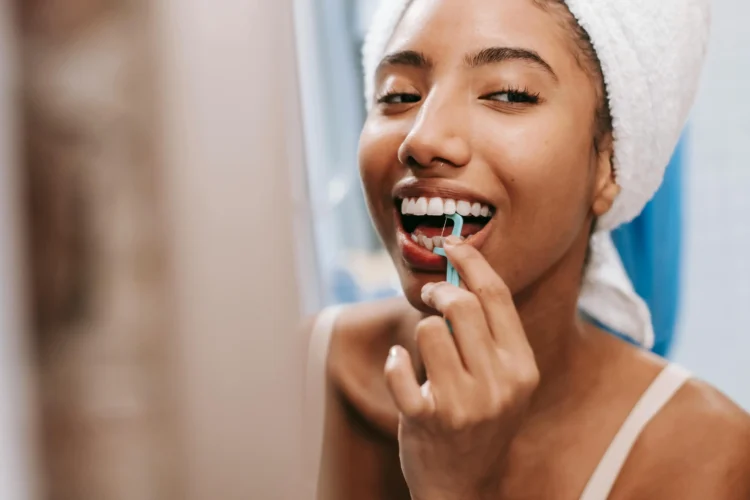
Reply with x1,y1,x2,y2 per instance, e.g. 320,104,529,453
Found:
443,236,530,354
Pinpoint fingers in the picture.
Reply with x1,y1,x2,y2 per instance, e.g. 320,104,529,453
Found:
421,282,497,378
443,236,530,356
415,316,467,394
384,346,434,420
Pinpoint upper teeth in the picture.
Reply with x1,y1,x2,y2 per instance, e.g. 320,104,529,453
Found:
401,197,492,217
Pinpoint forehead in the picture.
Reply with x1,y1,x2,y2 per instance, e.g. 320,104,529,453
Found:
386,0,575,70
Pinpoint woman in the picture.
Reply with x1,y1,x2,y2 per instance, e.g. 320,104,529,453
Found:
303,0,750,498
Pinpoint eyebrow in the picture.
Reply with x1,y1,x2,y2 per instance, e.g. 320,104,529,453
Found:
376,46,557,81
466,47,557,80
376,50,431,74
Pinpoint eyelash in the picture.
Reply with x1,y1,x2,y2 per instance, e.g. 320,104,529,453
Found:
375,86,541,105
483,86,541,104
376,91,421,105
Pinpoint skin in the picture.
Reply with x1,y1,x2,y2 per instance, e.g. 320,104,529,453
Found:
306,0,750,498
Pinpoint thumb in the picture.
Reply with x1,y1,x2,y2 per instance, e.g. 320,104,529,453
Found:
385,346,434,421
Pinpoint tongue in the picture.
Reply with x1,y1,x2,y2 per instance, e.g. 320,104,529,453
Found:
414,222,485,238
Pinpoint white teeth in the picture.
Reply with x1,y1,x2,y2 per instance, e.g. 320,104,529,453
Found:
400,197,493,217
427,198,444,216
410,230,471,249
456,200,472,216
410,233,469,250
443,199,456,215
406,199,417,214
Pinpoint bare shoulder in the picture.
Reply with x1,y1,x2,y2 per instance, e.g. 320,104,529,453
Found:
317,297,415,364
303,301,413,500
617,374,750,499
302,297,416,435
300,297,411,352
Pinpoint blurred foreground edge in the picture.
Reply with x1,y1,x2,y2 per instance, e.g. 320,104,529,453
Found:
13,0,311,499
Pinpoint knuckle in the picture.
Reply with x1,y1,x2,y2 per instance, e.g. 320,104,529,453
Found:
481,380,512,413
459,248,482,265
512,365,540,396
525,366,541,388
415,317,448,349
442,407,472,431
485,384,508,412
404,401,430,421
475,277,511,302
444,292,481,318
449,242,473,259
415,317,445,341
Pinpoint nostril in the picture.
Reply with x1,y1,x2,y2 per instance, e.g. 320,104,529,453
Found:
406,156,422,169
405,156,456,169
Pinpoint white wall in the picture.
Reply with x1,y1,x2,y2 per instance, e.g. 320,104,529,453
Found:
672,0,750,410
154,0,316,498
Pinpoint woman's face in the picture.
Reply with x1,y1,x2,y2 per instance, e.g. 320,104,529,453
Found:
359,0,616,311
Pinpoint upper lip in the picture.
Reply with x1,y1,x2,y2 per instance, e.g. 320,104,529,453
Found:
392,178,496,208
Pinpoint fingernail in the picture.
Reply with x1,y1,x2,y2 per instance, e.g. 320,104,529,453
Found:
421,381,432,398
444,235,462,246
386,346,400,369
421,282,436,301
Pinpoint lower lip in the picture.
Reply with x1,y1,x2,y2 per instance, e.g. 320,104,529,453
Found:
395,209,494,272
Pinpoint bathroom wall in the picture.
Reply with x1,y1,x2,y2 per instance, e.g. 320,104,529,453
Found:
672,0,750,410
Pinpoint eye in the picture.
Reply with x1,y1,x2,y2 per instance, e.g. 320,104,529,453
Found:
377,92,421,105
484,88,540,104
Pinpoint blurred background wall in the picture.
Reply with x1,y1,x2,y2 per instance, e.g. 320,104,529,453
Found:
0,3,39,500
670,0,750,409
155,0,314,497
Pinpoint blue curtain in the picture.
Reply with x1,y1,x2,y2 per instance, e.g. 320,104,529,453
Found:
610,132,687,357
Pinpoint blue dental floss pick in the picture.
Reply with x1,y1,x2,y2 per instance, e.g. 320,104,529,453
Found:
433,213,464,333
433,212,463,286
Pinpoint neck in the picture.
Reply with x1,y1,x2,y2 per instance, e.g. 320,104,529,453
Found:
513,264,592,407
515,253,588,372
512,235,610,415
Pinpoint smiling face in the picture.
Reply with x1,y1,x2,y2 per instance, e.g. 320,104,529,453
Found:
359,0,619,312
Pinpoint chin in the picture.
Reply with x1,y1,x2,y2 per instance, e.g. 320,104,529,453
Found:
403,293,435,317
395,264,444,314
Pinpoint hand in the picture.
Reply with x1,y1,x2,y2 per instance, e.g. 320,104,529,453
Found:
384,236,540,500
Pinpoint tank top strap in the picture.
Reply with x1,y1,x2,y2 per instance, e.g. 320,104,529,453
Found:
579,363,691,499
302,306,344,500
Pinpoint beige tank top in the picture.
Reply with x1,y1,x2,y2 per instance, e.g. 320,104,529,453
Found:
304,306,690,500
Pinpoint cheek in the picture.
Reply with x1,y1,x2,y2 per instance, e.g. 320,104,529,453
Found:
479,110,595,256
358,118,405,233
488,116,592,204
517,128,591,218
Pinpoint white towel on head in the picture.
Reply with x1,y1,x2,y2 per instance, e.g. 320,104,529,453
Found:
361,0,712,347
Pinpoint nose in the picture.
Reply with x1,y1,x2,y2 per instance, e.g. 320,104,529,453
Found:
397,91,472,170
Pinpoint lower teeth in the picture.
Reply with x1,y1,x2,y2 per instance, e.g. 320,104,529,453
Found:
411,232,467,250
